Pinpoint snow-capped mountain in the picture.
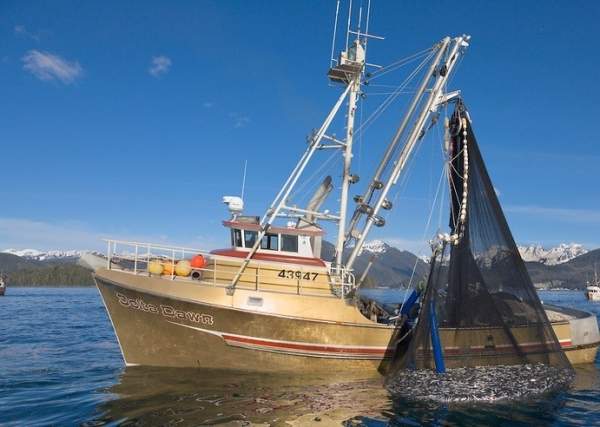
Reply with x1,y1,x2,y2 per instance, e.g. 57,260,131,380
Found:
361,239,390,254
2,248,85,261
518,243,587,265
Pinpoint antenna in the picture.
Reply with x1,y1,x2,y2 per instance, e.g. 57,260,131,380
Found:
330,0,341,67
241,159,248,201
345,0,353,51
329,1,383,79
364,0,372,59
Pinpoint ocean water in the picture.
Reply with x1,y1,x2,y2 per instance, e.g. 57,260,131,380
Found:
0,287,598,426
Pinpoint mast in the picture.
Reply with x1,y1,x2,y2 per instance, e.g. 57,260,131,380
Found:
335,43,363,270
227,2,372,293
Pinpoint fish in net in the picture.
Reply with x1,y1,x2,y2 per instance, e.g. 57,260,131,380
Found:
383,100,574,403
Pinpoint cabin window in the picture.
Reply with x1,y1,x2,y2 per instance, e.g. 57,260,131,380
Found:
244,230,258,248
261,233,279,251
281,234,298,252
232,229,243,247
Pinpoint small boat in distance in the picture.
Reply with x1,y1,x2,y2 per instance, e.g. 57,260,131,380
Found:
0,272,7,296
586,265,600,301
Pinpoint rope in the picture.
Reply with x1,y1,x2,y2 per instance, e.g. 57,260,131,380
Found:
398,161,448,315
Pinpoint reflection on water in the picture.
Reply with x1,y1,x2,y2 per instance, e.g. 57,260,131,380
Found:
92,367,390,426
89,364,600,426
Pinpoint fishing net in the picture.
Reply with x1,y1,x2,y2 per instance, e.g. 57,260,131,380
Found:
385,101,573,401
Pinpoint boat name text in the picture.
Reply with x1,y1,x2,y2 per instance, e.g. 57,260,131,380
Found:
116,292,214,325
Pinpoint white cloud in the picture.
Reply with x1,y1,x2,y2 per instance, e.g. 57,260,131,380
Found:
148,55,172,77
229,112,250,128
0,218,102,251
14,25,40,41
22,50,82,84
504,205,600,224
0,217,216,253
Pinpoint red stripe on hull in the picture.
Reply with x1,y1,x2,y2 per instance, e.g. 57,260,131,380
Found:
222,334,574,359
222,334,390,356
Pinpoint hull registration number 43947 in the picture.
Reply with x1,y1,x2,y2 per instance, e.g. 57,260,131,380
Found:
277,270,319,280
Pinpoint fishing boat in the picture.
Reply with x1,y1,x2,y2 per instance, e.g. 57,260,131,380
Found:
586,265,600,301
88,2,600,376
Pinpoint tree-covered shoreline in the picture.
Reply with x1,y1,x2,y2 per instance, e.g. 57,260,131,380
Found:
8,264,94,286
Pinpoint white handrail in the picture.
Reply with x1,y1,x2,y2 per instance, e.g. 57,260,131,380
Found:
101,238,211,254
103,238,355,298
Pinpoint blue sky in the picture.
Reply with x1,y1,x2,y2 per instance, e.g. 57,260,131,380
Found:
1,1,599,254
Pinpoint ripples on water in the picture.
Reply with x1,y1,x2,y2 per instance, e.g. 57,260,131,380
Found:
0,288,598,426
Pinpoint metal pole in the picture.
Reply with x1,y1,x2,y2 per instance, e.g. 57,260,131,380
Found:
335,73,361,269
430,298,446,373
330,0,341,66
171,249,175,280
146,244,151,275
106,240,111,270
345,0,353,51
346,36,467,271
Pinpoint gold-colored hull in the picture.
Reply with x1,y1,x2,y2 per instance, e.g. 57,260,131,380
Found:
95,268,599,377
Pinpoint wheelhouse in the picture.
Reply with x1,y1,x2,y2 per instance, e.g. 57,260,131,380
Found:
219,216,324,261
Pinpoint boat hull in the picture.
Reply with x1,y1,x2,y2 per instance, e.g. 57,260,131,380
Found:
96,269,600,376
586,292,600,301
95,272,390,376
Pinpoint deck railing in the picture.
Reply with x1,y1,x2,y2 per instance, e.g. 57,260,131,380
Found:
103,239,354,298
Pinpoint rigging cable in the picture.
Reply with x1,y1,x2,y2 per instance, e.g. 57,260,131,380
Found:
398,160,448,315
355,49,436,138
367,46,435,81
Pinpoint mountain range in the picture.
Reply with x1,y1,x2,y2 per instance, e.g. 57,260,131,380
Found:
325,240,597,290
517,243,587,265
2,248,84,262
1,242,597,289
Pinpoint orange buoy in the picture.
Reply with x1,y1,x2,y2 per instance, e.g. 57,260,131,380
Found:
175,260,192,277
148,260,164,275
162,262,176,275
190,254,206,269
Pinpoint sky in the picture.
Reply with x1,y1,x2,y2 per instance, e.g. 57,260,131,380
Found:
1,1,599,255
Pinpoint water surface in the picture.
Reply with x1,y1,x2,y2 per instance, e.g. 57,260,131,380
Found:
0,287,599,426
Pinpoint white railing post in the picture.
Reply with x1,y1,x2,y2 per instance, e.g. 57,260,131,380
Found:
171,249,175,280
146,244,151,275
256,264,260,291
134,244,138,274
106,240,111,270
213,260,217,286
